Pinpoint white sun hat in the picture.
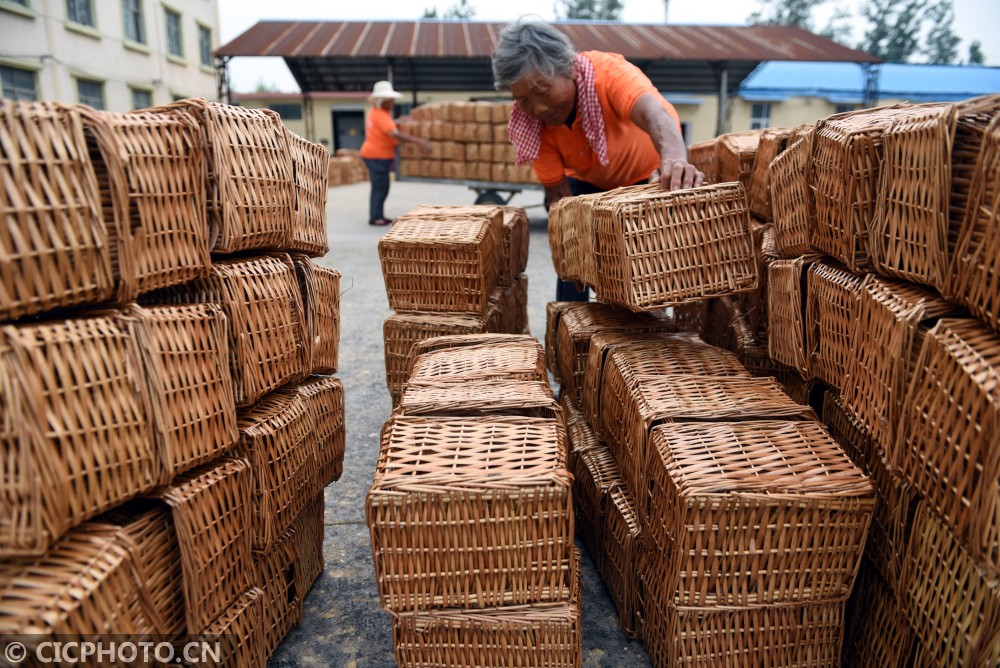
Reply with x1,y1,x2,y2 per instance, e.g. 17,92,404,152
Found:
371,80,402,100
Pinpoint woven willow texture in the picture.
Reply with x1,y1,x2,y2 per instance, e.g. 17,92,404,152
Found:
298,375,346,488
0,100,116,320
643,420,874,607
948,113,1000,333
293,492,325,596
0,315,156,556
555,302,677,409
236,387,318,550
379,216,502,313
201,587,266,668
148,99,294,253
601,485,643,638
487,273,529,335
842,561,918,668
569,410,621,548
545,301,585,383
901,503,1000,667
126,304,238,483
737,220,779,339
147,254,307,407
673,299,709,334
823,391,917,592
288,131,330,257
405,333,540,380
368,416,574,613
806,261,866,390
748,126,791,221
770,125,816,258
397,379,559,420
292,255,341,375
947,95,1000,259
408,340,546,387
687,138,718,184
254,522,303,660
383,309,502,403
547,189,620,285
811,104,920,272
157,458,253,634
896,318,1000,573
591,183,758,310
842,275,960,451
0,524,159,636
716,130,761,191
89,108,210,295
767,255,821,378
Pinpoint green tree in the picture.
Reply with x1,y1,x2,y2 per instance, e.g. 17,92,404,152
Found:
254,79,279,93
422,7,438,17
859,0,928,62
922,0,960,64
968,40,985,65
556,0,624,20
747,0,824,29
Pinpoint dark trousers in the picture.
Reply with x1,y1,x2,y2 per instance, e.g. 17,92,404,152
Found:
555,177,609,302
364,158,393,223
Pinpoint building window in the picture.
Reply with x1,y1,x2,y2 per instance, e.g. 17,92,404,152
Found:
123,0,144,43
131,87,151,109
164,8,182,57
268,103,302,120
750,102,771,130
7,0,28,5
198,24,212,67
66,0,93,26
1,65,37,100
77,78,104,109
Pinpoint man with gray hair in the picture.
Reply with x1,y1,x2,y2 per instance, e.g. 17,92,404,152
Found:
493,17,702,300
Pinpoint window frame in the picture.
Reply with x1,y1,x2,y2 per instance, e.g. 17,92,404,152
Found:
267,102,303,120
130,86,152,110
1,64,38,101
76,77,105,109
197,22,213,68
65,0,94,27
163,5,183,59
749,102,771,130
122,0,146,45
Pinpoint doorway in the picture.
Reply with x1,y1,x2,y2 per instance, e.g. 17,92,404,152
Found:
333,111,364,152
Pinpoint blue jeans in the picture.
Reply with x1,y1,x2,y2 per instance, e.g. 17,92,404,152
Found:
363,158,393,223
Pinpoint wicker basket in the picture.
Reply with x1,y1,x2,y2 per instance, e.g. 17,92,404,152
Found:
545,302,585,382
199,587,266,668
947,95,1000,259
488,273,529,335
822,391,917,592
0,523,162,641
405,333,541,381
737,220,779,339
408,339,547,387
291,255,341,375
603,375,817,506
235,387,318,550
767,255,821,378
643,420,873,607
687,138,718,184
842,560,918,668
85,108,210,296
397,379,559,420
0,100,120,321
293,492,325,596
673,299,710,335
555,302,677,409
548,189,621,285
383,309,502,403
147,99,294,254
701,296,754,353
146,253,307,407
948,112,1000,333
98,501,184,637
901,503,1000,667
298,375,345,488
748,127,791,222
811,104,921,272
367,416,574,613
379,215,502,314
254,522,303,659
600,485,643,639
770,124,816,258
896,318,1000,572
591,183,758,310
155,458,253,634
568,410,621,551
288,131,330,257
0,315,157,556
716,130,761,191
841,275,960,452
806,260,866,390
125,304,238,483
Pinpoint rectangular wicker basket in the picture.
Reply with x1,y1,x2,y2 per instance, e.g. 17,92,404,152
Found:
591,183,758,310
842,560,918,668
806,260,866,390
405,333,541,381
767,255,821,378
687,138,718,184
396,378,558,420
748,127,792,222
600,485,643,639
643,420,874,607
715,130,762,191
254,522,303,660
0,314,157,557
568,408,622,553
896,318,1000,573
408,339,547,387
291,255,341,375
545,302,584,383
770,124,816,258
200,587,266,668
298,375,346,489
287,131,331,257
378,215,502,314
293,492,325,597
488,273,529,335
367,416,575,613
737,220,779,340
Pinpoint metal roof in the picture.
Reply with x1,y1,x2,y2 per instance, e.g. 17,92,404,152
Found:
216,20,880,94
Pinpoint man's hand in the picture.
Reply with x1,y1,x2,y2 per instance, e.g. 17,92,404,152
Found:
649,159,704,191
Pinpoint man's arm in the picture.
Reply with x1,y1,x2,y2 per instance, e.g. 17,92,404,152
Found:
544,180,573,208
630,93,704,191
388,129,432,153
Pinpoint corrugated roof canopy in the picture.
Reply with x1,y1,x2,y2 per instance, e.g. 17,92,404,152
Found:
216,20,880,94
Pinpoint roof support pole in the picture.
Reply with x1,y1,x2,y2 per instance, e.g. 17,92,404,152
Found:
215,56,230,105
862,62,880,108
716,64,728,136
304,91,314,142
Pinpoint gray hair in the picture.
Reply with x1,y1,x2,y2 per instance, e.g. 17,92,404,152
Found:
492,18,576,90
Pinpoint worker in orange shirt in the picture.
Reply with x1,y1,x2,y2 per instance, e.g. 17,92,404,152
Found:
492,18,704,300
360,80,432,226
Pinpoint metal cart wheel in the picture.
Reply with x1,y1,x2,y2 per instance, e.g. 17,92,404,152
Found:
473,189,507,206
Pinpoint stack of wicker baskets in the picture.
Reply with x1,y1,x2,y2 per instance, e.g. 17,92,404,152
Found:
378,204,530,405
328,148,368,186
397,101,537,184
367,334,581,667
0,98,344,666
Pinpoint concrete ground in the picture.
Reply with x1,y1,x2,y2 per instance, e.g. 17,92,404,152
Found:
268,179,652,667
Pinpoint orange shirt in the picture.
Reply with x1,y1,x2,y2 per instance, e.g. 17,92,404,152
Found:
360,107,399,160
533,51,682,190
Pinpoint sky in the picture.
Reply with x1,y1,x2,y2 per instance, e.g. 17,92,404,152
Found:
217,0,1000,93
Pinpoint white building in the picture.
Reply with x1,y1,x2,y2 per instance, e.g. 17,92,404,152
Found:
0,0,219,110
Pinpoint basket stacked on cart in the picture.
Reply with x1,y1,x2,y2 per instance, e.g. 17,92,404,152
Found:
397,101,537,184
379,204,530,405
0,98,345,666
